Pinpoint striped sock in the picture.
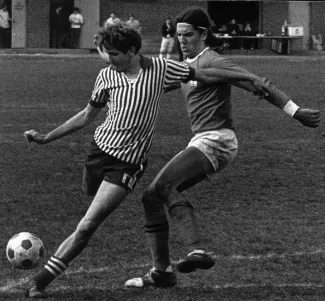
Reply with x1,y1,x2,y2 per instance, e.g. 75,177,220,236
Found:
33,256,68,289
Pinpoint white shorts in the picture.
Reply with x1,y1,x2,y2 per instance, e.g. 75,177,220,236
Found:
187,129,238,173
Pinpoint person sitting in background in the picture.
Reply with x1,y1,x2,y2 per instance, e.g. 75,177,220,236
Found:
241,22,255,50
227,19,240,48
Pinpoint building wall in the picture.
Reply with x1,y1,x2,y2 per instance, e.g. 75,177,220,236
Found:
262,1,289,37
100,0,207,37
289,1,309,49
2,1,325,50
26,0,50,48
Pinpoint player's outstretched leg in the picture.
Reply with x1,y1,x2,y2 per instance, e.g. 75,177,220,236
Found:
26,181,127,298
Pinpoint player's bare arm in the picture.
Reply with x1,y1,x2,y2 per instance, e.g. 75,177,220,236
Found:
24,104,102,144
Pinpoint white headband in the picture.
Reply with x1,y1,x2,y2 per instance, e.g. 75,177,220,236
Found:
177,22,208,30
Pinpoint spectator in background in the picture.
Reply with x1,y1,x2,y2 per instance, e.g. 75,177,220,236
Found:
69,7,83,49
51,5,70,48
227,19,240,49
160,17,176,59
126,14,141,32
105,12,121,26
241,22,255,50
0,4,12,48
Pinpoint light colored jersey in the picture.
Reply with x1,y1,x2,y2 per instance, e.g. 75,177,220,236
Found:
90,55,192,164
0,9,10,28
181,47,253,134
69,13,83,28
126,19,141,32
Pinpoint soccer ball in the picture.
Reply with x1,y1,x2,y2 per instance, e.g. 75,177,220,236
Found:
6,232,45,270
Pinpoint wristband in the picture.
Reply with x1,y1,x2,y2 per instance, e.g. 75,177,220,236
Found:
283,100,299,117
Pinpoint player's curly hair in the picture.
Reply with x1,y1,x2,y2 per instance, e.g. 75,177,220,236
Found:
95,22,142,54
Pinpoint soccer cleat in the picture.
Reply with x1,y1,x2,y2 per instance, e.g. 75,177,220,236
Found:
125,268,177,288
176,250,215,273
25,284,48,299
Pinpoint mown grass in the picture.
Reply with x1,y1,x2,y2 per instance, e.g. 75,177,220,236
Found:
1,54,325,300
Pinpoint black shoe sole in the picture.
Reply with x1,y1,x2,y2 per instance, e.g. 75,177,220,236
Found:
177,257,215,273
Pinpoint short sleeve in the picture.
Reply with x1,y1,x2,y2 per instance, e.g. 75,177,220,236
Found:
164,60,194,87
89,69,110,108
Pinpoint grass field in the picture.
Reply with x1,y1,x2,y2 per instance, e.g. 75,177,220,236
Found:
1,53,325,300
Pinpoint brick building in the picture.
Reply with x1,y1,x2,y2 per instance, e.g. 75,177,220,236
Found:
1,0,324,51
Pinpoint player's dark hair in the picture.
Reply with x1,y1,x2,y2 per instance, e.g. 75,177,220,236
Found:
175,6,220,47
96,22,142,54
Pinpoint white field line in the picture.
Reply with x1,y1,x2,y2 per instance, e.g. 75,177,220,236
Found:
48,282,325,292
1,248,325,293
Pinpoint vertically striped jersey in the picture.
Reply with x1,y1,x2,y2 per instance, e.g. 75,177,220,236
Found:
89,55,193,164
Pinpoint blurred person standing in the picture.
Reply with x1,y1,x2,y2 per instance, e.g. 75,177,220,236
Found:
0,4,12,48
51,5,70,48
159,17,176,59
69,7,83,49
126,14,141,32
105,12,121,26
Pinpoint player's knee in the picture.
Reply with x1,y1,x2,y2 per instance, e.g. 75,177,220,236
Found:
155,177,174,199
142,188,163,211
75,218,98,242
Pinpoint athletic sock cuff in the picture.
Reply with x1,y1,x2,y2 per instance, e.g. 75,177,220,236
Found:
44,256,68,276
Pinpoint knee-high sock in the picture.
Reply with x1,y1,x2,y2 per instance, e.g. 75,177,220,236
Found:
142,192,171,271
32,256,68,290
168,201,203,252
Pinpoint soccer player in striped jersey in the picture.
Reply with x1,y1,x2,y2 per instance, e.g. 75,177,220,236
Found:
125,7,320,288
23,22,269,298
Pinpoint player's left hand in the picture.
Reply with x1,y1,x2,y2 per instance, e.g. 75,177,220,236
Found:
293,108,320,128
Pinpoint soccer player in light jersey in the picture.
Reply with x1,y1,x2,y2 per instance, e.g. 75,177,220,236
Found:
23,22,269,298
125,7,320,288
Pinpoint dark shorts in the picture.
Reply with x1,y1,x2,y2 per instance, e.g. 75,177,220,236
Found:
83,140,148,196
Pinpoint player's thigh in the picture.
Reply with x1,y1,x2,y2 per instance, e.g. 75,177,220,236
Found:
148,146,213,191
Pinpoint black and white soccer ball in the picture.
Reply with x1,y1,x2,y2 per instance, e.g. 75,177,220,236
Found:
6,232,45,270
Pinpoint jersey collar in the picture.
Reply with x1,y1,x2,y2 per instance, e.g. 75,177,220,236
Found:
185,47,210,63
109,54,152,70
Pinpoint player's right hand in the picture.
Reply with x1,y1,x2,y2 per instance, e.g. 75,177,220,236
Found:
24,130,48,144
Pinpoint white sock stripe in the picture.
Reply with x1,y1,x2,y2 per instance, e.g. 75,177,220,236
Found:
47,261,64,274
44,265,59,276
50,257,68,270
